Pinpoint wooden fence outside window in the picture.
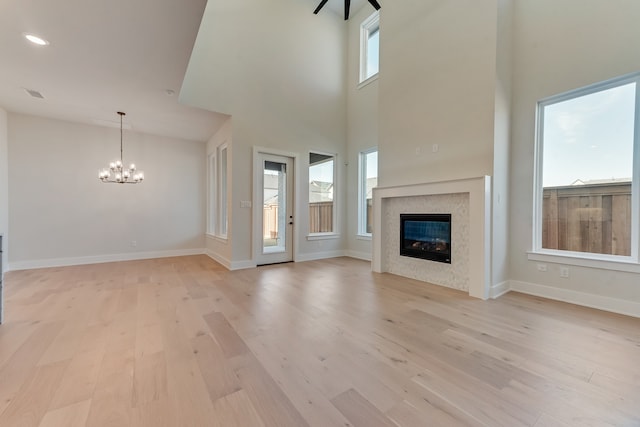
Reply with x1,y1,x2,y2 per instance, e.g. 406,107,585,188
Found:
542,182,631,256
309,202,333,233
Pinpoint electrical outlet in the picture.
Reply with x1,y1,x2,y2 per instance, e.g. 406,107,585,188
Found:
536,263,547,272
559,267,569,278
432,143,439,153
131,240,137,247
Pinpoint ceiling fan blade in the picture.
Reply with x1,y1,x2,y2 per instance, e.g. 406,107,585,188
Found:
313,0,329,14
368,0,382,10
345,0,351,20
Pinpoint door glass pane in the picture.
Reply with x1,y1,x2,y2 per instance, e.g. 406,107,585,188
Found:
263,161,287,253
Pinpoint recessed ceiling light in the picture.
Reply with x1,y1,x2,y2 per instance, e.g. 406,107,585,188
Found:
24,33,49,46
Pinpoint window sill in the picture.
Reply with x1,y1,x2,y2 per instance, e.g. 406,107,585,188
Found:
358,73,378,90
356,234,372,241
527,250,640,274
206,233,228,243
307,233,340,241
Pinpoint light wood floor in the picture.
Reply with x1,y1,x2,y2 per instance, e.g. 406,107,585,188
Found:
1,256,639,426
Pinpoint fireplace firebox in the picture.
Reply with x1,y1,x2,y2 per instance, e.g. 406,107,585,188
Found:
400,213,451,263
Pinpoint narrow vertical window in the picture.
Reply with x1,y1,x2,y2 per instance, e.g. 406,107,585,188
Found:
207,153,216,235
360,11,380,84
309,152,336,234
535,74,639,259
217,144,228,238
358,149,378,236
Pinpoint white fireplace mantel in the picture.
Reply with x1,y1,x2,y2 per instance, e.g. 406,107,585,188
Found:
372,176,491,299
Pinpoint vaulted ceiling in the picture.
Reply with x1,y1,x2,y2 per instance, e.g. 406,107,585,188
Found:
0,0,369,142
0,0,227,141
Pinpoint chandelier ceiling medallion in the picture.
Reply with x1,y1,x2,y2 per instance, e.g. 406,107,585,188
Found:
98,112,144,184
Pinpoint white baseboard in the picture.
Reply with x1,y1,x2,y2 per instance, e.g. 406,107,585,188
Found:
8,248,206,271
204,250,255,271
345,250,372,262
295,250,346,263
490,281,510,299
509,280,640,318
205,249,231,270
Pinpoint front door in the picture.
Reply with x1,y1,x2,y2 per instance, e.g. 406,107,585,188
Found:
255,153,294,265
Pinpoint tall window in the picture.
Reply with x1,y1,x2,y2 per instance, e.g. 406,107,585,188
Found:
360,11,380,84
207,153,216,235
309,152,335,234
535,73,639,259
358,148,378,236
217,144,228,238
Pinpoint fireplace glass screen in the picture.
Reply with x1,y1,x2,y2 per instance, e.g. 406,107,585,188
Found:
400,214,451,263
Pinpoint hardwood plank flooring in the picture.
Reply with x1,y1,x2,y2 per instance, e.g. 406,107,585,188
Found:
1,255,639,426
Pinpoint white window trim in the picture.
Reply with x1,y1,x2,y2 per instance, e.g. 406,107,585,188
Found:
359,10,380,85
217,143,229,240
531,72,640,268
308,151,338,236
306,233,340,241
527,250,640,273
206,233,230,244
357,147,377,237
358,73,379,90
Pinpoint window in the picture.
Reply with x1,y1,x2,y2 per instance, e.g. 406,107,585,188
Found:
309,152,336,234
358,148,378,236
207,153,216,234
359,11,380,84
534,73,639,260
217,144,228,238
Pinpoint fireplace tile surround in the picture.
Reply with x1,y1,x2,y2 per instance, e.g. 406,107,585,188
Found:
372,177,491,299
387,194,468,290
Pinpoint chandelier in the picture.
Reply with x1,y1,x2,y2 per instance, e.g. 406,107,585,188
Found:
98,112,144,184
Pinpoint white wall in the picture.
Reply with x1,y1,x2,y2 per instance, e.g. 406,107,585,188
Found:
378,0,498,187
0,108,8,272
345,6,380,261
0,108,8,296
181,0,348,266
376,0,511,294
509,0,640,310
0,108,5,323
8,114,206,268
491,0,513,293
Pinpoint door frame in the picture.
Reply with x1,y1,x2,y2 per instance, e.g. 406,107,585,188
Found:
252,147,300,264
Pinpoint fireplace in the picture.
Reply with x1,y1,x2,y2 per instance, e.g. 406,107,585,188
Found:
400,213,451,264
